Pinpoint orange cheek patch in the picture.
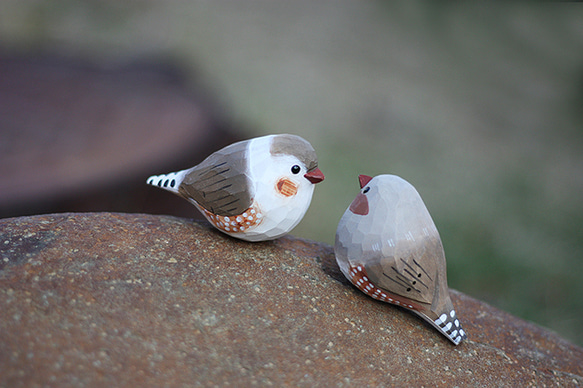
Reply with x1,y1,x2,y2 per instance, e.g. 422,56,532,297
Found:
276,178,298,197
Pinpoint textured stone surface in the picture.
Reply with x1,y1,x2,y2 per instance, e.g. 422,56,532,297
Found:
1,213,582,387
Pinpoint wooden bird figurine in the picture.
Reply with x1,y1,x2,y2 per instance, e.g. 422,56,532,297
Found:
147,134,324,241
335,174,466,345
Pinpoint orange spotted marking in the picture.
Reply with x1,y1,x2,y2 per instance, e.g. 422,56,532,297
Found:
348,265,422,311
201,206,263,233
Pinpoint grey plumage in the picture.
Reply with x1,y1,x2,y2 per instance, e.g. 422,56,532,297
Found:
335,174,467,345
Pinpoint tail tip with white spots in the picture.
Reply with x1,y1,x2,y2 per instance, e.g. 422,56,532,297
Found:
433,309,467,345
146,172,182,193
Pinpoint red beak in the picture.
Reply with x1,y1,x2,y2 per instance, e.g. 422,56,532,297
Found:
358,174,373,189
304,167,325,184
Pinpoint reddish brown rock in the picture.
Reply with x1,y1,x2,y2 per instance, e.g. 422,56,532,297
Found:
1,213,582,387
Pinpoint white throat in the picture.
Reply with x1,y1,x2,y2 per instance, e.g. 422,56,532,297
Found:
240,135,315,240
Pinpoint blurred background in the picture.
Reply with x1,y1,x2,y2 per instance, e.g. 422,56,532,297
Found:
1,2,582,346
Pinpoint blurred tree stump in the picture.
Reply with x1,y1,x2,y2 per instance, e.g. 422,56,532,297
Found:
0,52,243,219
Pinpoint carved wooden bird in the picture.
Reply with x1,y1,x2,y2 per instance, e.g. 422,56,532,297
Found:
147,134,324,241
335,174,466,345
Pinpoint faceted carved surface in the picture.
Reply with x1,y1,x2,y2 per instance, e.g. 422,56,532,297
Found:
147,134,323,241
336,175,465,344
0,213,582,386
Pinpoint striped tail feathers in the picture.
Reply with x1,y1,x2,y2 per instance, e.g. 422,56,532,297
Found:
146,170,188,194
417,308,467,345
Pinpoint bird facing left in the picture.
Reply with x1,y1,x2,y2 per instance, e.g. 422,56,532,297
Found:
146,134,325,241
335,174,466,345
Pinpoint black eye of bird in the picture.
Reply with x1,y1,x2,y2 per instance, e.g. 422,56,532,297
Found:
363,187,370,194
291,165,301,174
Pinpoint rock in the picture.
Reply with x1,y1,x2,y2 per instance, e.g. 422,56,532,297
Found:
1,213,582,387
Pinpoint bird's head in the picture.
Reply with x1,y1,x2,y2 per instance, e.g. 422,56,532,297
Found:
269,134,324,198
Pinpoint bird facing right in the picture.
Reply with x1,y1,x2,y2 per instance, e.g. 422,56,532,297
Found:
334,174,467,345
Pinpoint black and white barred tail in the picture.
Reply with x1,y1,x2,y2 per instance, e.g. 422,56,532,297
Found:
146,171,186,194
430,309,467,345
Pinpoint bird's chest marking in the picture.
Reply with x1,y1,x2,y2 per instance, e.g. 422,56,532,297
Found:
348,265,422,311
276,178,298,197
201,206,263,233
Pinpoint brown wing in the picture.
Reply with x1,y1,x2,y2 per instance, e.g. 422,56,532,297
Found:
178,140,252,216
364,234,444,305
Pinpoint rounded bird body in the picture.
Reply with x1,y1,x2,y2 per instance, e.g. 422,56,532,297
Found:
147,134,324,242
335,174,466,345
